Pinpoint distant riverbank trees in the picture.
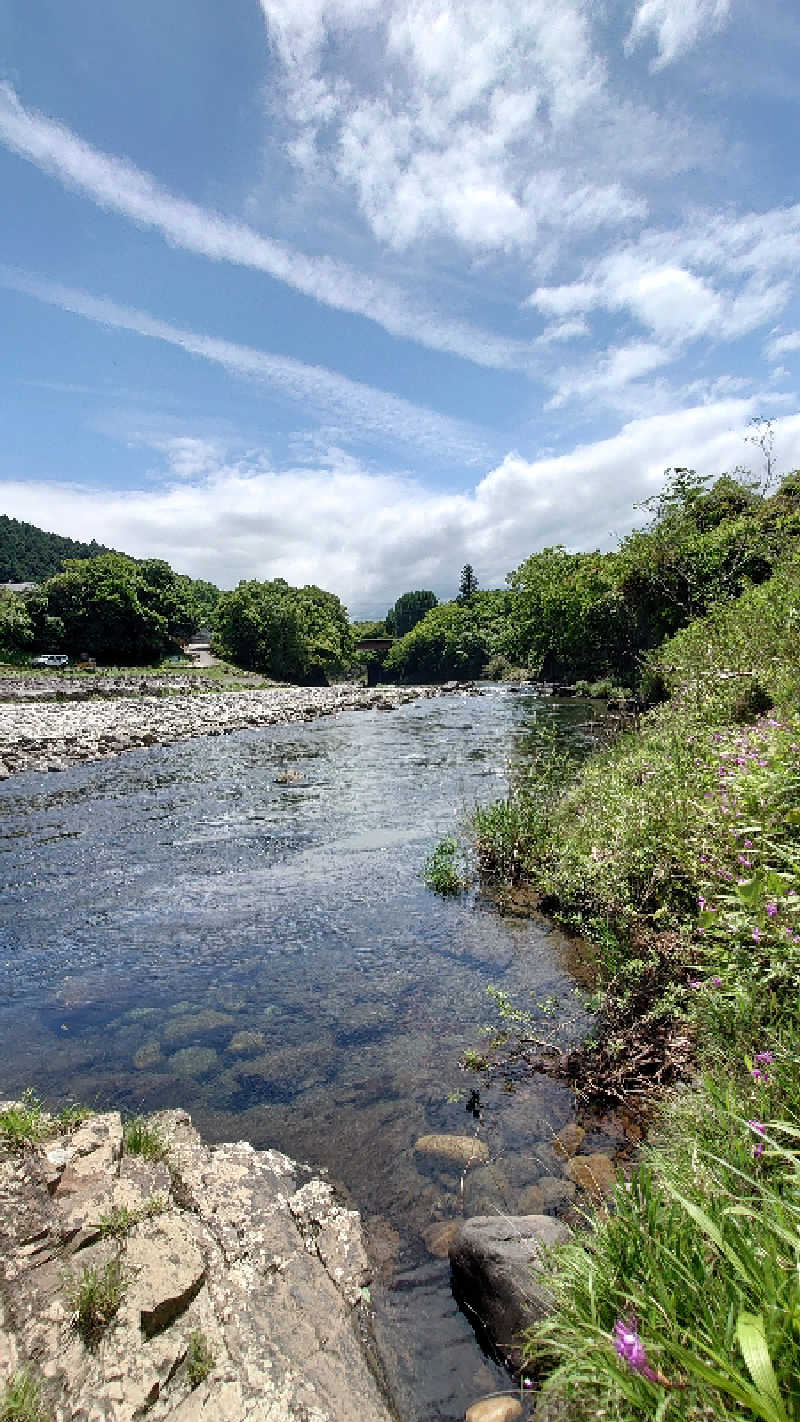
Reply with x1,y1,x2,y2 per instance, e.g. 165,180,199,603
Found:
213,578,354,683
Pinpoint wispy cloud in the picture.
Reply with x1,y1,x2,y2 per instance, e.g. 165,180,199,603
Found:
0,82,526,372
627,0,733,69
0,266,490,462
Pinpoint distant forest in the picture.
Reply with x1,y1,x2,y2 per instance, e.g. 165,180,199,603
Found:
0,514,117,582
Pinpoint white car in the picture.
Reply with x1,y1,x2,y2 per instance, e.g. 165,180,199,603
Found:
30,653,69,668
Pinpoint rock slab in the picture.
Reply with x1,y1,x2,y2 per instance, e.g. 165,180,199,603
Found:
0,1106,395,1421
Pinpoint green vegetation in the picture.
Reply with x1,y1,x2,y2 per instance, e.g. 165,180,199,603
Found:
213,578,355,683
0,513,117,583
452,541,800,1416
123,1116,168,1161
385,589,438,637
0,1094,88,1151
66,1258,126,1345
386,588,512,682
423,836,466,895
0,1371,48,1422
97,1197,165,1239
185,1331,216,1388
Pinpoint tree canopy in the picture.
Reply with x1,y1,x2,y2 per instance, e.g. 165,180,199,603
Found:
384,589,438,638
213,578,354,683
0,514,117,583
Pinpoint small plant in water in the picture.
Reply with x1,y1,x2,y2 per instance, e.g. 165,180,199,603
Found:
123,1116,167,1161
0,1371,48,1422
185,1330,215,1388
66,1258,126,1345
423,836,466,895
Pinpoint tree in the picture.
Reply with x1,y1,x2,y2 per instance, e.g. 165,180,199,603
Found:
29,555,195,664
457,564,479,603
213,578,354,683
388,589,438,637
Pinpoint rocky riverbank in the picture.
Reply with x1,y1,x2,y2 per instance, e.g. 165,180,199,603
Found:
0,1104,396,1422
0,681,474,778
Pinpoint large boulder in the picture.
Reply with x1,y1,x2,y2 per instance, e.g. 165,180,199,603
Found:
449,1214,569,1368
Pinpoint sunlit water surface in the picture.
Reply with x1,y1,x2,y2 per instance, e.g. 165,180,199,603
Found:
1,688,600,1420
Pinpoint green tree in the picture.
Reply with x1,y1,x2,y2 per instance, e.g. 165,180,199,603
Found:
457,564,479,603
29,555,195,664
213,578,354,683
388,589,438,637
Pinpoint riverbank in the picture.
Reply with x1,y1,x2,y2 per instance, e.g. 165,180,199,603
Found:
0,680,472,778
461,562,800,1417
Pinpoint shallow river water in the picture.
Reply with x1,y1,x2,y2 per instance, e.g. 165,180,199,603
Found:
1,686,598,1420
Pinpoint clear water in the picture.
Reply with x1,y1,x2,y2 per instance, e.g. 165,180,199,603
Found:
0,687,598,1420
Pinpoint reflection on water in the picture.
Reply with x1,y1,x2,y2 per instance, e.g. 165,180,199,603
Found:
0,688,597,1421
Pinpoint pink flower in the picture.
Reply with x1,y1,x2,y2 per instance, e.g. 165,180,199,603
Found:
614,1319,658,1383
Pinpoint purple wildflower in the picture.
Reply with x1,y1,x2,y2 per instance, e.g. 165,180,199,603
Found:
698,895,706,910
766,902,778,918
755,1051,774,1064
747,1120,766,1135
689,979,702,989
614,1319,658,1383
711,976,723,986
752,927,762,943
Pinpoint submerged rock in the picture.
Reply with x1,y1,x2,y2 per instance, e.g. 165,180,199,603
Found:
449,1214,570,1369
0,1105,395,1421
414,1133,489,1167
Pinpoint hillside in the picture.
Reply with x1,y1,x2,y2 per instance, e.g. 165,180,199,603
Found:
0,514,118,582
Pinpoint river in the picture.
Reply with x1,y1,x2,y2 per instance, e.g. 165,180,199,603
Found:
0,686,597,1420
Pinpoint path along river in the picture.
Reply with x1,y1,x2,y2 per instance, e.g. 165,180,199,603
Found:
0,685,597,1420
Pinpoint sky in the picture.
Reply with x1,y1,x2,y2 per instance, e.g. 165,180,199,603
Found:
2,0,800,616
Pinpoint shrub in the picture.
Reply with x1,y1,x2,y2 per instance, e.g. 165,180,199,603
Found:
423,837,466,895
185,1331,215,1388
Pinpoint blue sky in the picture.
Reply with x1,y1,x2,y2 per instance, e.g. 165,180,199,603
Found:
2,0,800,616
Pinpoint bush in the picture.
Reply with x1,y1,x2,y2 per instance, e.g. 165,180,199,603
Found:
423,837,466,895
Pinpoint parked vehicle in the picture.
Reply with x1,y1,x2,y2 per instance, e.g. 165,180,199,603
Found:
30,653,69,667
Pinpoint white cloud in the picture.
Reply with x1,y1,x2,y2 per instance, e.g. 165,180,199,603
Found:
627,0,733,69
0,82,525,371
765,329,800,361
528,203,800,400
3,401,798,615
259,0,662,253
0,267,488,463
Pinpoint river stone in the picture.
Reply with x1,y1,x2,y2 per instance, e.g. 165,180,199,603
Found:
552,1123,585,1160
168,1046,219,1078
162,1011,235,1044
536,1176,577,1210
133,1039,162,1070
422,1219,461,1258
449,1214,569,1367
226,1029,266,1055
466,1397,524,1422
564,1153,617,1198
414,1134,489,1167
517,1184,545,1214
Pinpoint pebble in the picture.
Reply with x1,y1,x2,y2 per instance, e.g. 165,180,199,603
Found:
465,1396,523,1422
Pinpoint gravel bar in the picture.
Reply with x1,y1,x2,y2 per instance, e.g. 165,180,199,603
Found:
0,682,471,779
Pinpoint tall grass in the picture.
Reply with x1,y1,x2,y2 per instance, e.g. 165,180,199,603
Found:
465,559,800,1419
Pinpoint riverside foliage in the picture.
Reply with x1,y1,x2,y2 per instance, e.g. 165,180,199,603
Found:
453,552,800,1418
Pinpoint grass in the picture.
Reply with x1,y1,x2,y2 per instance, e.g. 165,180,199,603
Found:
122,1116,168,1161
454,557,800,1419
66,1258,126,1346
0,1372,48,1422
0,1094,89,1151
185,1331,215,1388
97,1196,165,1239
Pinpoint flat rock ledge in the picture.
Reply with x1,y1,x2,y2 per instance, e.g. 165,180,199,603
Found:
0,681,478,779
0,1106,397,1422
